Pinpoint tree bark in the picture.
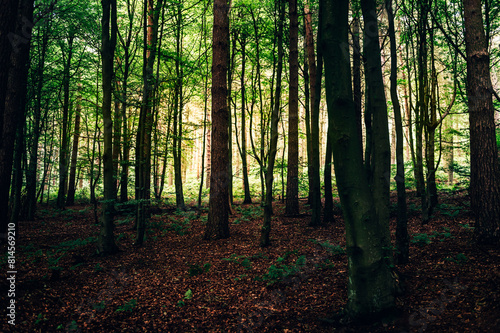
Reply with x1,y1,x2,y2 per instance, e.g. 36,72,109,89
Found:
305,1,322,226
463,0,500,244
286,0,299,216
98,0,119,254
322,0,395,319
0,0,34,237
386,0,408,264
66,85,82,206
204,0,230,240
56,34,75,209
261,0,285,247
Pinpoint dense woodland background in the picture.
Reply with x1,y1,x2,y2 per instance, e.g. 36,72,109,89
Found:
1,0,500,331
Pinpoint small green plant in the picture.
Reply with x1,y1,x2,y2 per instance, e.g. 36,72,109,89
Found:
92,301,106,311
177,289,193,307
309,239,345,256
316,258,336,270
93,263,103,272
48,254,65,272
35,313,47,325
223,254,252,269
115,299,137,312
459,223,474,230
167,219,191,235
257,251,307,286
445,253,468,264
411,233,433,246
432,227,454,241
188,262,211,276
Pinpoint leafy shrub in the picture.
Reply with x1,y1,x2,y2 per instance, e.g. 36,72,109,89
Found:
223,254,252,269
115,299,137,312
257,251,307,286
309,239,345,256
411,233,433,246
445,253,468,264
188,263,211,276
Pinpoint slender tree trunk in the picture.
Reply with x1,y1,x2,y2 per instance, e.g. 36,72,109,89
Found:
261,0,284,247
239,34,252,204
286,0,299,216
98,0,119,254
135,0,163,245
26,17,49,220
463,0,500,244
173,2,185,210
56,34,75,209
204,0,230,240
306,0,322,226
386,0,408,264
66,85,82,206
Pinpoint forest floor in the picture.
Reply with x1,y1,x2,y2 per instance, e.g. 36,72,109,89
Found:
2,190,500,332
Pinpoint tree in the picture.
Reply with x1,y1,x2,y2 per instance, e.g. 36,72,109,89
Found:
56,32,75,209
204,0,230,240
261,0,285,247
386,0,408,264
463,0,500,244
135,0,164,246
321,0,395,319
98,0,119,254
305,0,322,227
285,0,299,216
0,0,34,237
66,83,82,206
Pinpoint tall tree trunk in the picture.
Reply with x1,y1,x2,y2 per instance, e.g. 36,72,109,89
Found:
322,0,395,319
66,85,82,206
198,2,210,208
56,34,75,209
135,0,163,245
240,33,252,204
26,17,50,220
386,0,408,264
305,0,322,226
286,0,299,216
463,0,500,244
415,0,429,208
0,0,34,237
261,0,285,247
173,2,186,210
204,0,230,240
98,0,119,254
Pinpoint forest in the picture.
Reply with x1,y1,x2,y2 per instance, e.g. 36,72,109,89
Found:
1,0,500,331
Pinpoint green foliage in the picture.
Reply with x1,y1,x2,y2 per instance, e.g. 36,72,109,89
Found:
309,239,345,256
436,203,462,218
316,258,336,270
177,289,193,307
92,301,106,311
188,262,211,276
432,227,455,241
167,219,191,235
411,233,433,246
257,251,307,286
459,223,474,230
445,253,468,264
35,313,47,325
223,254,252,269
115,299,137,312
48,254,64,271
93,263,103,272
51,237,97,253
